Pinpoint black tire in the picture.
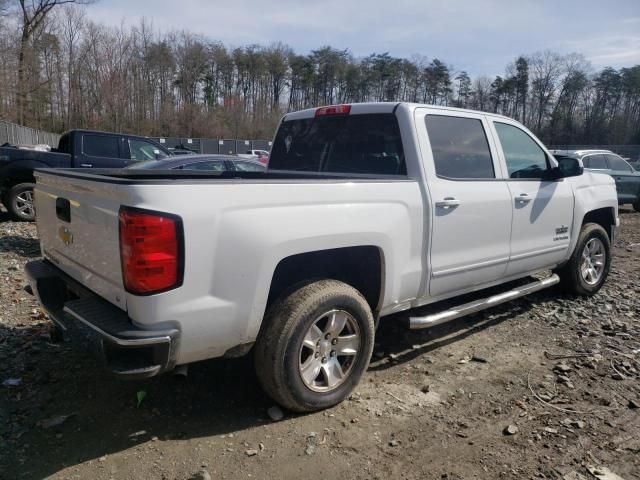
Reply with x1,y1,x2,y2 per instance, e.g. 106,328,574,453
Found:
5,183,36,221
254,280,375,412
555,223,611,296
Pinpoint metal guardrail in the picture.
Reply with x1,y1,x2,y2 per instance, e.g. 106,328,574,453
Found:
0,120,61,148
149,137,272,155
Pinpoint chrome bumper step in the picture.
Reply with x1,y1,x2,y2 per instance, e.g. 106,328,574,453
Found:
409,274,560,330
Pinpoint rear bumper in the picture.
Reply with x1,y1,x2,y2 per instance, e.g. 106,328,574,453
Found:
25,259,179,379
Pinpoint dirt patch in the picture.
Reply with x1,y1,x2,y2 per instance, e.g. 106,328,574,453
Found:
1,207,639,480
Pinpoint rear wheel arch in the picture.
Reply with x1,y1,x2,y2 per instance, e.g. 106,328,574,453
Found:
266,246,385,318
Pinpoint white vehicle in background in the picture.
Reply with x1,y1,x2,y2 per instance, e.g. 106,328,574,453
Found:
238,149,270,165
26,102,617,412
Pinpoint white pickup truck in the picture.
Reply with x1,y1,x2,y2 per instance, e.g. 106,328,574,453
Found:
26,103,618,412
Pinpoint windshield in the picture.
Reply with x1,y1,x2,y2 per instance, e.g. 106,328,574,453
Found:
269,113,406,175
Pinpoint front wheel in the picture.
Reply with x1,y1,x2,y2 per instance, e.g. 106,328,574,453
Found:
555,223,611,296
254,280,375,412
5,183,36,221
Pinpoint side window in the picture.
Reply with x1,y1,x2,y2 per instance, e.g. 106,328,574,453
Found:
129,139,168,162
83,135,120,158
425,115,495,179
181,161,227,171
494,122,549,179
234,161,265,172
605,154,632,172
583,154,607,169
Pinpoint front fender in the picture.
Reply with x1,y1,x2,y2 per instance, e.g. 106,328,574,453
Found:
566,171,618,255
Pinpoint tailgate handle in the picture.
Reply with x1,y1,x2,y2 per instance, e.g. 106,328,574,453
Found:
56,198,71,222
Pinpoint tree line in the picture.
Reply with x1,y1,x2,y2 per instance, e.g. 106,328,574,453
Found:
1,1,639,144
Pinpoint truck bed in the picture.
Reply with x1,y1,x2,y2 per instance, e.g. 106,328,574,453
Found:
33,167,423,363
0,146,71,168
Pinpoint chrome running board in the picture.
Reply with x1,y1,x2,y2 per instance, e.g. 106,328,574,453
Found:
409,274,560,330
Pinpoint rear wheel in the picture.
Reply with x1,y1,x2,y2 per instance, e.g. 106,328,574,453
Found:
555,223,611,296
5,183,36,221
254,280,375,412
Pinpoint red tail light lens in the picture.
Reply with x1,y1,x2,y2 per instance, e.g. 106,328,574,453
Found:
315,104,351,117
119,207,183,295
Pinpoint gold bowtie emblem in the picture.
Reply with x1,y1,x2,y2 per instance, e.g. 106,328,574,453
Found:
58,226,73,246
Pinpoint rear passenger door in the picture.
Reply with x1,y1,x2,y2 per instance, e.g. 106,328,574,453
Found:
415,108,513,297
489,120,574,276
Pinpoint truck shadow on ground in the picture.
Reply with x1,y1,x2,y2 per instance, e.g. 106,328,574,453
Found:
3,284,560,479
370,281,557,372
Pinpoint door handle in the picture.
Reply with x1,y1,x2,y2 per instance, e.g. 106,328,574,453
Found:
435,197,461,209
80,163,93,168
515,193,531,204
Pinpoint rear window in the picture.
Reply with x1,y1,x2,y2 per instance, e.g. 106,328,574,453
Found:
269,113,406,175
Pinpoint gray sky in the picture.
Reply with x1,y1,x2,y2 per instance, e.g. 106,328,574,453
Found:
88,0,640,76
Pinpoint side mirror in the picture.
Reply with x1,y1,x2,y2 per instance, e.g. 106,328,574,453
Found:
550,156,583,180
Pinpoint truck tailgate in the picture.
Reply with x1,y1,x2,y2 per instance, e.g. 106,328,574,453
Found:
34,170,127,310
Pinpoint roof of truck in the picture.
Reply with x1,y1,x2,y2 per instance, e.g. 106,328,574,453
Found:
283,102,515,122
60,129,165,143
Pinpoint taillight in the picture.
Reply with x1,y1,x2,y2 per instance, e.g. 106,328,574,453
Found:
258,154,269,165
315,104,351,117
119,207,183,295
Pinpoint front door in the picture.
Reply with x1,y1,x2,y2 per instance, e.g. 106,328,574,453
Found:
490,120,574,276
415,109,513,298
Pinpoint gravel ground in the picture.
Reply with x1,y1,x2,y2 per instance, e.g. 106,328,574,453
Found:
1,206,639,480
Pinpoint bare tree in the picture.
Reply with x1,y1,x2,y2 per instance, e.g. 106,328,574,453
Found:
529,50,563,131
16,0,92,123
1,3,639,145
